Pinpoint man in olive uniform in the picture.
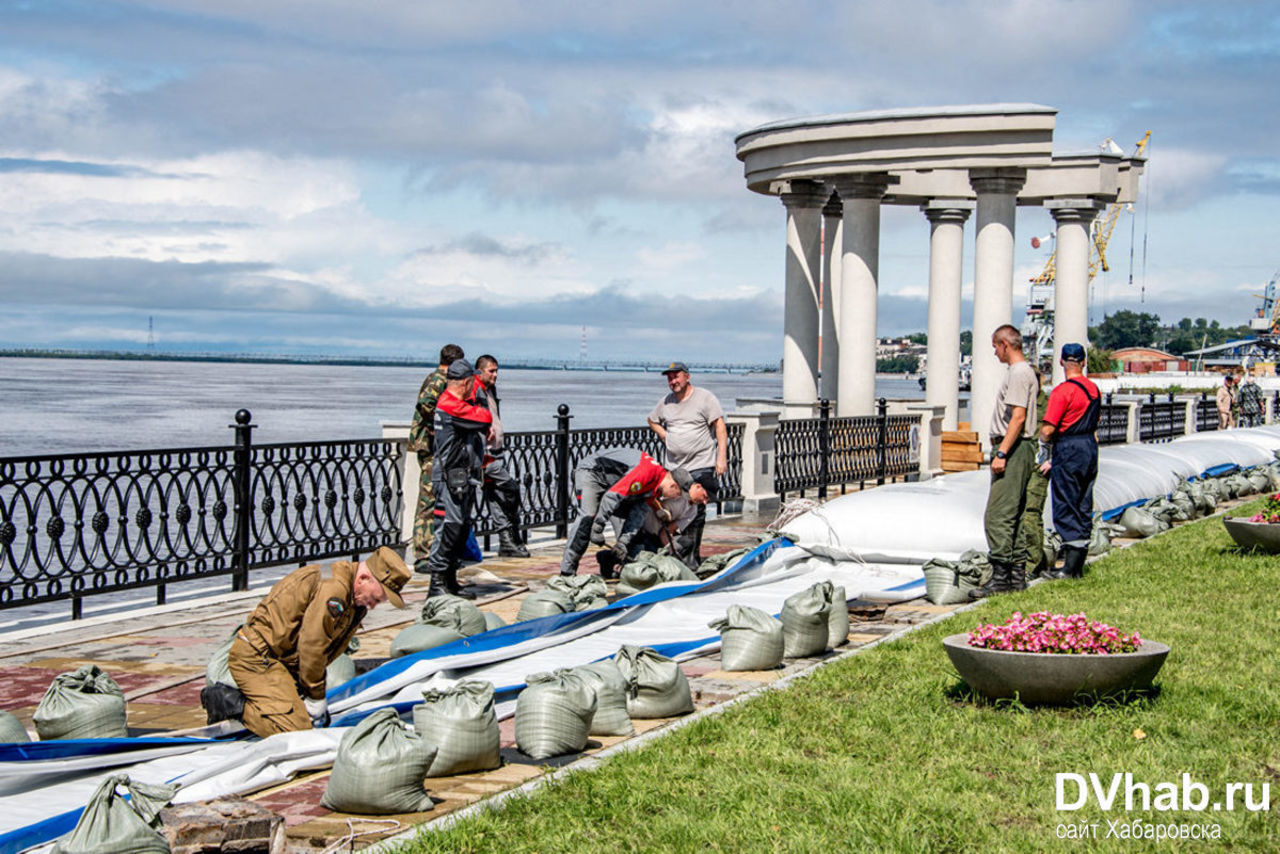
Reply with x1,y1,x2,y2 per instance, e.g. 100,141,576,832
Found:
409,344,465,573
227,546,410,737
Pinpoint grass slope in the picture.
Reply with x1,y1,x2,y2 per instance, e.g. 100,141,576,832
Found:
397,506,1280,853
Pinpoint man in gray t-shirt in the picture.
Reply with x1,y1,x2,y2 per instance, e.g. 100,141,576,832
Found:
647,361,727,566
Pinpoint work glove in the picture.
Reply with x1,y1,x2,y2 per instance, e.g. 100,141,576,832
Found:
304,697,330,729
1035,440,1052,467
589,523,607,546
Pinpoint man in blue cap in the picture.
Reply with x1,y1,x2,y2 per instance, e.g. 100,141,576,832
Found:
1037,342,1101,580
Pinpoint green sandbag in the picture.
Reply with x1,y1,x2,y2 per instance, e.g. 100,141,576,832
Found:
780,584,831,657
321,708,436,814
546,574,610,611
1088,524,1113,556
922,549,990,603
390,623,465,658
421,595,487,637
1231,473,1255,497
1041,530,1061,577
1169,490,1197,519
0,710,29,743
515,670,597,760
1248,470,1272,493
482,611,507,631
34,665,128,740
327,655,356,689
413,680,501,777
827,584,849,648
614,645,694,719
574,660,635,737
205,623,243,689
52,774,177,854
1118,506,1170,538
694,546,751,580
710,605,783,671
615,552,697,597
516,589,575,622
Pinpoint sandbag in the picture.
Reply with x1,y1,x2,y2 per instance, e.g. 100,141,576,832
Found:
694,545,751,579
921,548,991,605
574,659,635,737
1040,530,1061,577
1248,469,1272,493
546,574,610,611
826,584,849,648
516,589,575,622
614,645,694,719
327,655,356,689
0,710,29,743
321,708,435,814
52,774,177,854
780,584,831,658
710,605,784,671
615,552,697,597
390,623,465,658
34,665,128,740
482,611,507,631
1169,489,1197,519
514,670,597,760
413,680,501,777
420,594,487,637
1088,524,1113,556
1118,506,1170,539
205,623,242,689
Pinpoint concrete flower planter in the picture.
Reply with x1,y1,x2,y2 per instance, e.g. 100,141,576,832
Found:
942,634,1170,704
1223,517,1280,553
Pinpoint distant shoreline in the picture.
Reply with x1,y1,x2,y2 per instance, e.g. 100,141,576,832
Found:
0,348,779,375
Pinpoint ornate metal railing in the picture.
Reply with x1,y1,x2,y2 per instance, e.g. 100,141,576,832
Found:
1195,394,1220,432
775,399,916,497
1137,394,1185,443
1096,395,1130,445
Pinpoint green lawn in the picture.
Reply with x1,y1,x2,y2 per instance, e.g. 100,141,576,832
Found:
397,505,1280,853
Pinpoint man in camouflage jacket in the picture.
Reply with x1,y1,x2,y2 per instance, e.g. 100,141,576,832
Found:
409,343,464,572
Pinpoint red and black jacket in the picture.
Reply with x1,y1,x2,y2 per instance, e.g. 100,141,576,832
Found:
431,388,493,483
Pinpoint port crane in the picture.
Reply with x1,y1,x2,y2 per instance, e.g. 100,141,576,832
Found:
1022,131,1152,362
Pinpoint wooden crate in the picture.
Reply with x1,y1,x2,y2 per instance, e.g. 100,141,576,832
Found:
941,430,983,473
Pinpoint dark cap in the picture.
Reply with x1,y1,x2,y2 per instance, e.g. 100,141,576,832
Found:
447,359,475,380
364,546,409,608
1060,343,1086,362
662,361,690,375
670,467,695,491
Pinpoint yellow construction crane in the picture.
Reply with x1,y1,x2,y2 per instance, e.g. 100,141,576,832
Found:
1029,131,1152,289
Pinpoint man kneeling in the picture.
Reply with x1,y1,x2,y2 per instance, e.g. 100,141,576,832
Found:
228,546,409,737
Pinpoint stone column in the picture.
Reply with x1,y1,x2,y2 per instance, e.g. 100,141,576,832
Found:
779,181,827,406
832,173,896,416
922,201,973,431
821,193,843,401
906,402,947,480
969,169,1026,446
725,410,781,517
1047,200,1103,385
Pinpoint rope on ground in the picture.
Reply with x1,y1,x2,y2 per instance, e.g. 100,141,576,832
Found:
321,817,403,853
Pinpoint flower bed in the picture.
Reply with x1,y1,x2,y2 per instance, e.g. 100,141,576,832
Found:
967,612,1141,655
1246,491,1280,523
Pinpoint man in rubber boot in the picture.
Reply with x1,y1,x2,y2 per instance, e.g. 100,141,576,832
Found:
423,359,492,599
971,325,1040,599
409,344,464,573
559,448,696,577
475,354,530,558
228,547,409,738
1038,343,1101,580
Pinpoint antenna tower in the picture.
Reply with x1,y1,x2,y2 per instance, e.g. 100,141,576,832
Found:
580,326,587,362
147,315,155,350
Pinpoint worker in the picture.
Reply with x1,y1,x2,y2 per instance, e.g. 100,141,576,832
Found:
227,546,410,738
1039,343,1102,580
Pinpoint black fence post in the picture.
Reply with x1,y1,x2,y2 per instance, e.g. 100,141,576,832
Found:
231,409,254,592
554,404,572,538
876,397,888,485
817,399,831,499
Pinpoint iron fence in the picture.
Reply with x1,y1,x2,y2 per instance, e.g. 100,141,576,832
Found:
775,399,917,497
1195,393,1220,432
1137,393,1186,443
1096,395,1130,445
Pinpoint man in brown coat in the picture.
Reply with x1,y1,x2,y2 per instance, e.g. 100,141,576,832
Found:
228,547,410,737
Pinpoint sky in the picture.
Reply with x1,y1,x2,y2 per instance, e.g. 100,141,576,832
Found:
0,0,1276,363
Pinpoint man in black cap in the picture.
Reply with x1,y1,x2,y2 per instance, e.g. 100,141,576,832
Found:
1037,342,1101,580
647,361,726,567
422,359,492,598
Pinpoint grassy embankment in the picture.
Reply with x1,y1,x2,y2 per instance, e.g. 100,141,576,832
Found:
397,504,1280,853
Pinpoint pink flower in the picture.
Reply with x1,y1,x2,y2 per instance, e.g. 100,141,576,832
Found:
967,612,1141,655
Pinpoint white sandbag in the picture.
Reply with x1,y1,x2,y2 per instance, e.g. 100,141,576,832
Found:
413,681,501,777
710,605,784,671
514,670,597,760
321,708,435,814
573,660,635,737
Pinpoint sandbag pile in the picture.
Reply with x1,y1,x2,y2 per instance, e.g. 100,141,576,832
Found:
515,670,597,759
516,588,575,622
573,659,635,737
34,665,128,740
709,605,783,671
413,680,501,777
614,645,694,719
921,549,992,605
546,574,610,611
391,594,487,657
52,774,177,854
615,552,697,597
0,710,29,743
780,584,832,657
1117,506,1170,539
322,708,436,814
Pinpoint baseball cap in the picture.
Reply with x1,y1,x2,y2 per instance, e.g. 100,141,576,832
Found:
670,467,695,491
446,359,475,380
662,361,690,375
365,546,410,608
1060,343,1086,362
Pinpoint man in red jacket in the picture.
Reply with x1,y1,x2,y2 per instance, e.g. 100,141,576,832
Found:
1038,343,1101,580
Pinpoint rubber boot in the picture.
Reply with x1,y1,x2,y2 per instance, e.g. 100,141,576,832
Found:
444,567,476,599
968,560,1011,600
498,528,530,558
1006,560,1028,592
1045,545,1088,580
427,571,450,597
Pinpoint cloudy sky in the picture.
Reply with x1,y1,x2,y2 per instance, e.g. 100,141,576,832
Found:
0,1,1275,362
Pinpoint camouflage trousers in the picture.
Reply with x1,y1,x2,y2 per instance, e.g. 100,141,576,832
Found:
412,451,435,568
1019,468,1050,576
